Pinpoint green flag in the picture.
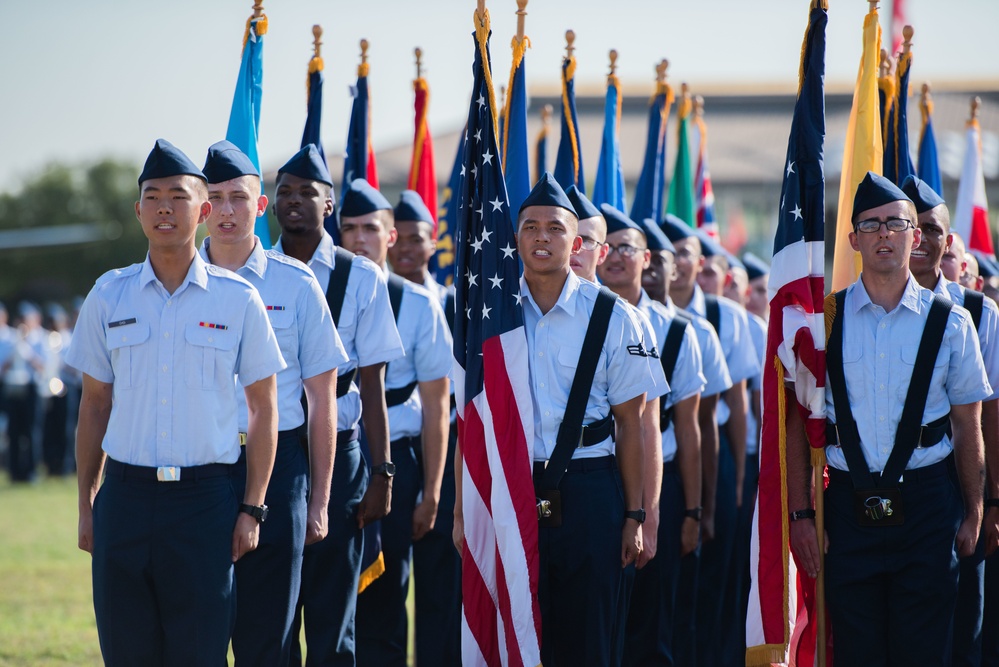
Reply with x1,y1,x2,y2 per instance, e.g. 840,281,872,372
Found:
667,93,696,226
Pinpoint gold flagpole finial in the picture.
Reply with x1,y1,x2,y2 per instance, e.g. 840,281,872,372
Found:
921,82,932,102
867,0,879,12
608,50,618,76
902,25,914,55
312,25,323,58
415,47,423,79
879,48,892,78
680,82,690,101
971,96,982,122
694,95,705,117
656,59,669,84
516,0,528,41
541,103,553,128
565,30,576,58
359,39,369,65
476,0,486,24
252,0,264,18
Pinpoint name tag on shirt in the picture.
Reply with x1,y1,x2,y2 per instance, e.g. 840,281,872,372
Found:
108,318,137,329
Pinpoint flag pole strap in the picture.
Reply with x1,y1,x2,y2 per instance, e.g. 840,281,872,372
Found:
813,458,828,667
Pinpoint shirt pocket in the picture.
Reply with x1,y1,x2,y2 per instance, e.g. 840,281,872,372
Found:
556,344,607,399
897,343,947,400
185,324,238,391
106,322,150,388
267,308,296,356
841,343,866,401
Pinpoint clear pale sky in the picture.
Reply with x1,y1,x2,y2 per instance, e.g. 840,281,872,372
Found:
1,0,996,191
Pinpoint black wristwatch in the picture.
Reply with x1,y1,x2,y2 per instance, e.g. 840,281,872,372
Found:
239,503,268,524
684,507,703,521
790,508,816,522
371,462,397,479
625,508,646,524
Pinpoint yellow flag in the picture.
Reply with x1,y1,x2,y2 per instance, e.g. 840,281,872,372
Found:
831,6,883,291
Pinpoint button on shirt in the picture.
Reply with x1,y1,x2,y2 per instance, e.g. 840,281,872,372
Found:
826,275,991,472
200,238,349,432
385,276,453,440
639,292,706,462
521,273,663,461
933,275,999,402
274,233,404,432
65,253,286,467
687,284,760,423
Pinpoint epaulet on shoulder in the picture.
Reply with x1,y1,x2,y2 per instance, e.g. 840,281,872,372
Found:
95,263,142,287
264,250,312,275
206,263,253,288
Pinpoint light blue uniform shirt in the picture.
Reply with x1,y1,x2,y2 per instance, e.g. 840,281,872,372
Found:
672,298,732,398
639,292,706,462
385,273,453,440
521,272,663,461
66,253,285,467
687,284,760,424
200,237,349,432
274,233,404,432
933,275,999,402
745,312,768,456
826,275,991,472
627,303,670,400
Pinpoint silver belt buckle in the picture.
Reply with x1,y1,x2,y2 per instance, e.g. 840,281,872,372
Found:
156,466,181,482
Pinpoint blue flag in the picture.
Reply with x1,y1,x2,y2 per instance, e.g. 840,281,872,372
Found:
301,55,338,238
502,37,531,220
891,51,916,184
592,71,626,210
226,14,271,247
534,106,551,185
917,88,942,195
554,55,584,193
433,130,465,287
630,78,673,223
343,62,378,199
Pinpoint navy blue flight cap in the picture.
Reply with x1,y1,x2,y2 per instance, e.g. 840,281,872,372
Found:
660,214,697,242
725,249,745,271
394,190,435,224
277,144,333,188
202,140,259,184
900,175,946,215
519,172,578,219
138,139,206,186
640,218,676,253
742,251,771,280
852,171,912,221
600,204,642,235
693,227,723,258
340,179,392,218
974,251,999,278
566,185,601,220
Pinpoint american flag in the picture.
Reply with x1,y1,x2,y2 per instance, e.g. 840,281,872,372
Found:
453,10,541,667
693,109,718,239
746,1,829,665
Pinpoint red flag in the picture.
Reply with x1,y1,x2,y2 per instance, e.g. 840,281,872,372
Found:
408,75,438,237
954,109,994,256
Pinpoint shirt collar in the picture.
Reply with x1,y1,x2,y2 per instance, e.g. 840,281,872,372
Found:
274,231,336,271
519,270,581,317
138,252,209,293
932,273,949,295
690,283,707,316
198,236,267,279
848,273,923,315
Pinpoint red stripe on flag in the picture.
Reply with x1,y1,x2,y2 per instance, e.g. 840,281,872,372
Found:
462,527,502,666
971,206,995,256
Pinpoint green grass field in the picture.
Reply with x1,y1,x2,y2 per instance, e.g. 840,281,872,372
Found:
0,476,101,666
0,475,419,666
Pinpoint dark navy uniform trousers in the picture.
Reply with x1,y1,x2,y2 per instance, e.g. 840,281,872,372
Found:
355,435,421,665
825,459,961,667
290,437,367,667
93,460,237,666
536,455,625,667
951,515,987,667
231,429,307,666
412,423,462,667
623,459,686,666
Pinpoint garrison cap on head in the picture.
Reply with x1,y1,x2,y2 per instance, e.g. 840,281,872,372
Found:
852,171,912,221
742,251,771,280
394,190,435,224
973,251,999,279
18,301,39,318
138,139,206,186
565,185,601,220
519,172,578,219
725,249,745,271
694,228,724,258
900,175,946,215
278,144,333,188
600,204,642,235
640,218,676,253
660,214,697,242
339,179,392,218
202,140,259,184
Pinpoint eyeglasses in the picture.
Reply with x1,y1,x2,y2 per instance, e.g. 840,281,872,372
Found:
854,218,914,233
605,243,646,258
577,236,606,251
